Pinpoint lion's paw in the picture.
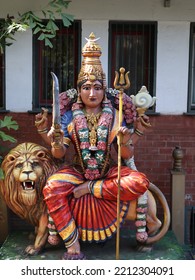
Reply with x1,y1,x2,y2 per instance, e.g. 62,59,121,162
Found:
25,245,42,256
136,244,153,253
136,231,148,243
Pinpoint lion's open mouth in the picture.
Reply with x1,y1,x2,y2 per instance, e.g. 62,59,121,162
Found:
22,181,35,190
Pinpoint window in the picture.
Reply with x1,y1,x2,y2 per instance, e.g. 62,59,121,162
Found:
188,23,195,113
32,20,81,111
0,20,5,110
108,21,157,111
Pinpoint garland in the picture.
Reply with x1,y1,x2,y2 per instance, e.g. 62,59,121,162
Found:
59,88,137,125
72,100,113,180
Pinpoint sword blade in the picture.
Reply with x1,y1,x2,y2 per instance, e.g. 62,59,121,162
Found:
51,72,61,128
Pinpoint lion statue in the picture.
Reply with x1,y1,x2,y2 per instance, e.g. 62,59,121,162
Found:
0,142,59,255
0,142,170,256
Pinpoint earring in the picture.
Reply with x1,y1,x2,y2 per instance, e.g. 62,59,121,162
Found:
77,94,82,104
102,94,109,104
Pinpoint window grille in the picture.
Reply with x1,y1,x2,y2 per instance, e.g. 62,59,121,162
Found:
32,20,81,111
109,21,157,111
188,23,195,113
0,20,5,110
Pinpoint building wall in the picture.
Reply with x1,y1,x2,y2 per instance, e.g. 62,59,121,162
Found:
1,1,195,208
1,0,195,113
0,112,194,207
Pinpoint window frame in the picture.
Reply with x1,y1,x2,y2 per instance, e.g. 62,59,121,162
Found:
187,22,195,114
0,20,6,111
108,21,157,113
32,20,81,112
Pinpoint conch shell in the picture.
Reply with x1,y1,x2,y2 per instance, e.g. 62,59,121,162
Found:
131,86,156,128
130,86,156,109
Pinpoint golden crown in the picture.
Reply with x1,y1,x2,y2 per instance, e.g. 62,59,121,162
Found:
77,32,106,88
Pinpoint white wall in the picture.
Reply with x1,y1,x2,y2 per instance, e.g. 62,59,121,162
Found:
1,0,195,113
6,30,32,111
82,20,109,82
156,21,190,114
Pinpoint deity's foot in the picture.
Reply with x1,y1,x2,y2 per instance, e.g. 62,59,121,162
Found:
62,252,86,260
147,216,162,236
62,238,86,260
48,234,61,246
73,181,90,198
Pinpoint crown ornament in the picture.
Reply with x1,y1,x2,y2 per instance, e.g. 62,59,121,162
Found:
77,32,106,88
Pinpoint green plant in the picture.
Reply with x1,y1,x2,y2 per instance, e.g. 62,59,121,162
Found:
0,116,19,179
0,0,74,53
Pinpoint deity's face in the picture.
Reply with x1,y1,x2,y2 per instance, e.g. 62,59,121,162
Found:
79,80,104,109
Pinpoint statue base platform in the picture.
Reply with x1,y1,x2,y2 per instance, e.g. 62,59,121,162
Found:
0,228,190,260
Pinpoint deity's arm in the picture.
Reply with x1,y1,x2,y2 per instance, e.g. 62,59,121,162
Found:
50,111,73,159
35,108,51,145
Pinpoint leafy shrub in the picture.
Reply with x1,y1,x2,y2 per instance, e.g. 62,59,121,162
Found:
0,116,19,178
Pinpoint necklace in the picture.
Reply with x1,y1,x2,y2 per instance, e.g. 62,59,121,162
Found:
72,101,113,180
84,111,101,150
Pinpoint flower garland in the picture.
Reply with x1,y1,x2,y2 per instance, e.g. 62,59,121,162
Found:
72,100,113,180
59,88,137,125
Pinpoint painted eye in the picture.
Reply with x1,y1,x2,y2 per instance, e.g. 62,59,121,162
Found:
15,163,23,169
32,162,40,168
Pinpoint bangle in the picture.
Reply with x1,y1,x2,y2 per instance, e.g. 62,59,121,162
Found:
37,128,48,134
51,142,63,149
121,138,133,147
87,181,93,193
134,128,144,137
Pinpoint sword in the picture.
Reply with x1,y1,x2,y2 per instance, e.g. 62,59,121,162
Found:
51,72,62,145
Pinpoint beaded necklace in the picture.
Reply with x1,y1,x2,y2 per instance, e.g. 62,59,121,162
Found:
72,101,113,180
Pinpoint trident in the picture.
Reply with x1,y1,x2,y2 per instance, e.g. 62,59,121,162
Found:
114,67,130,260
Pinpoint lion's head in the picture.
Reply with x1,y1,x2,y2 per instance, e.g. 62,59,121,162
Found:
0,142,59,226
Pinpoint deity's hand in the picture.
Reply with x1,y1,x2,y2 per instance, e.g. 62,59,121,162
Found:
48,126,64,148
134,115,150,133
35,108,48,131
118,126,132,145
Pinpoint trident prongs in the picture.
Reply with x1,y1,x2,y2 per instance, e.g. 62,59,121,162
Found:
114,67,130,91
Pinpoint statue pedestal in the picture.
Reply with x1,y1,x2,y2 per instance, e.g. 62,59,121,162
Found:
0,229,187,260
171,170,185,245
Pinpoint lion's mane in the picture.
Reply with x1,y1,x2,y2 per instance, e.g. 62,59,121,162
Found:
0,142,59,226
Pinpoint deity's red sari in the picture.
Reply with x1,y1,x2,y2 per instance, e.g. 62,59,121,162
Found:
43,109,149,247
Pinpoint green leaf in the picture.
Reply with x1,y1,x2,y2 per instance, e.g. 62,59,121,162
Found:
61,13,74,27
57,0,71,9
45,37,53,48
46,20,53,30
49,2,59,8
33,26,41,34
0,116,19,130
61,16,71,27
0,131,17,142
36,22,45,28
63,13,74,22
6,34,16,41
42,10,47,18
29,16,36,29
38,33,45,41
30,12,42,22
5,42,13,47
50,21,59,32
